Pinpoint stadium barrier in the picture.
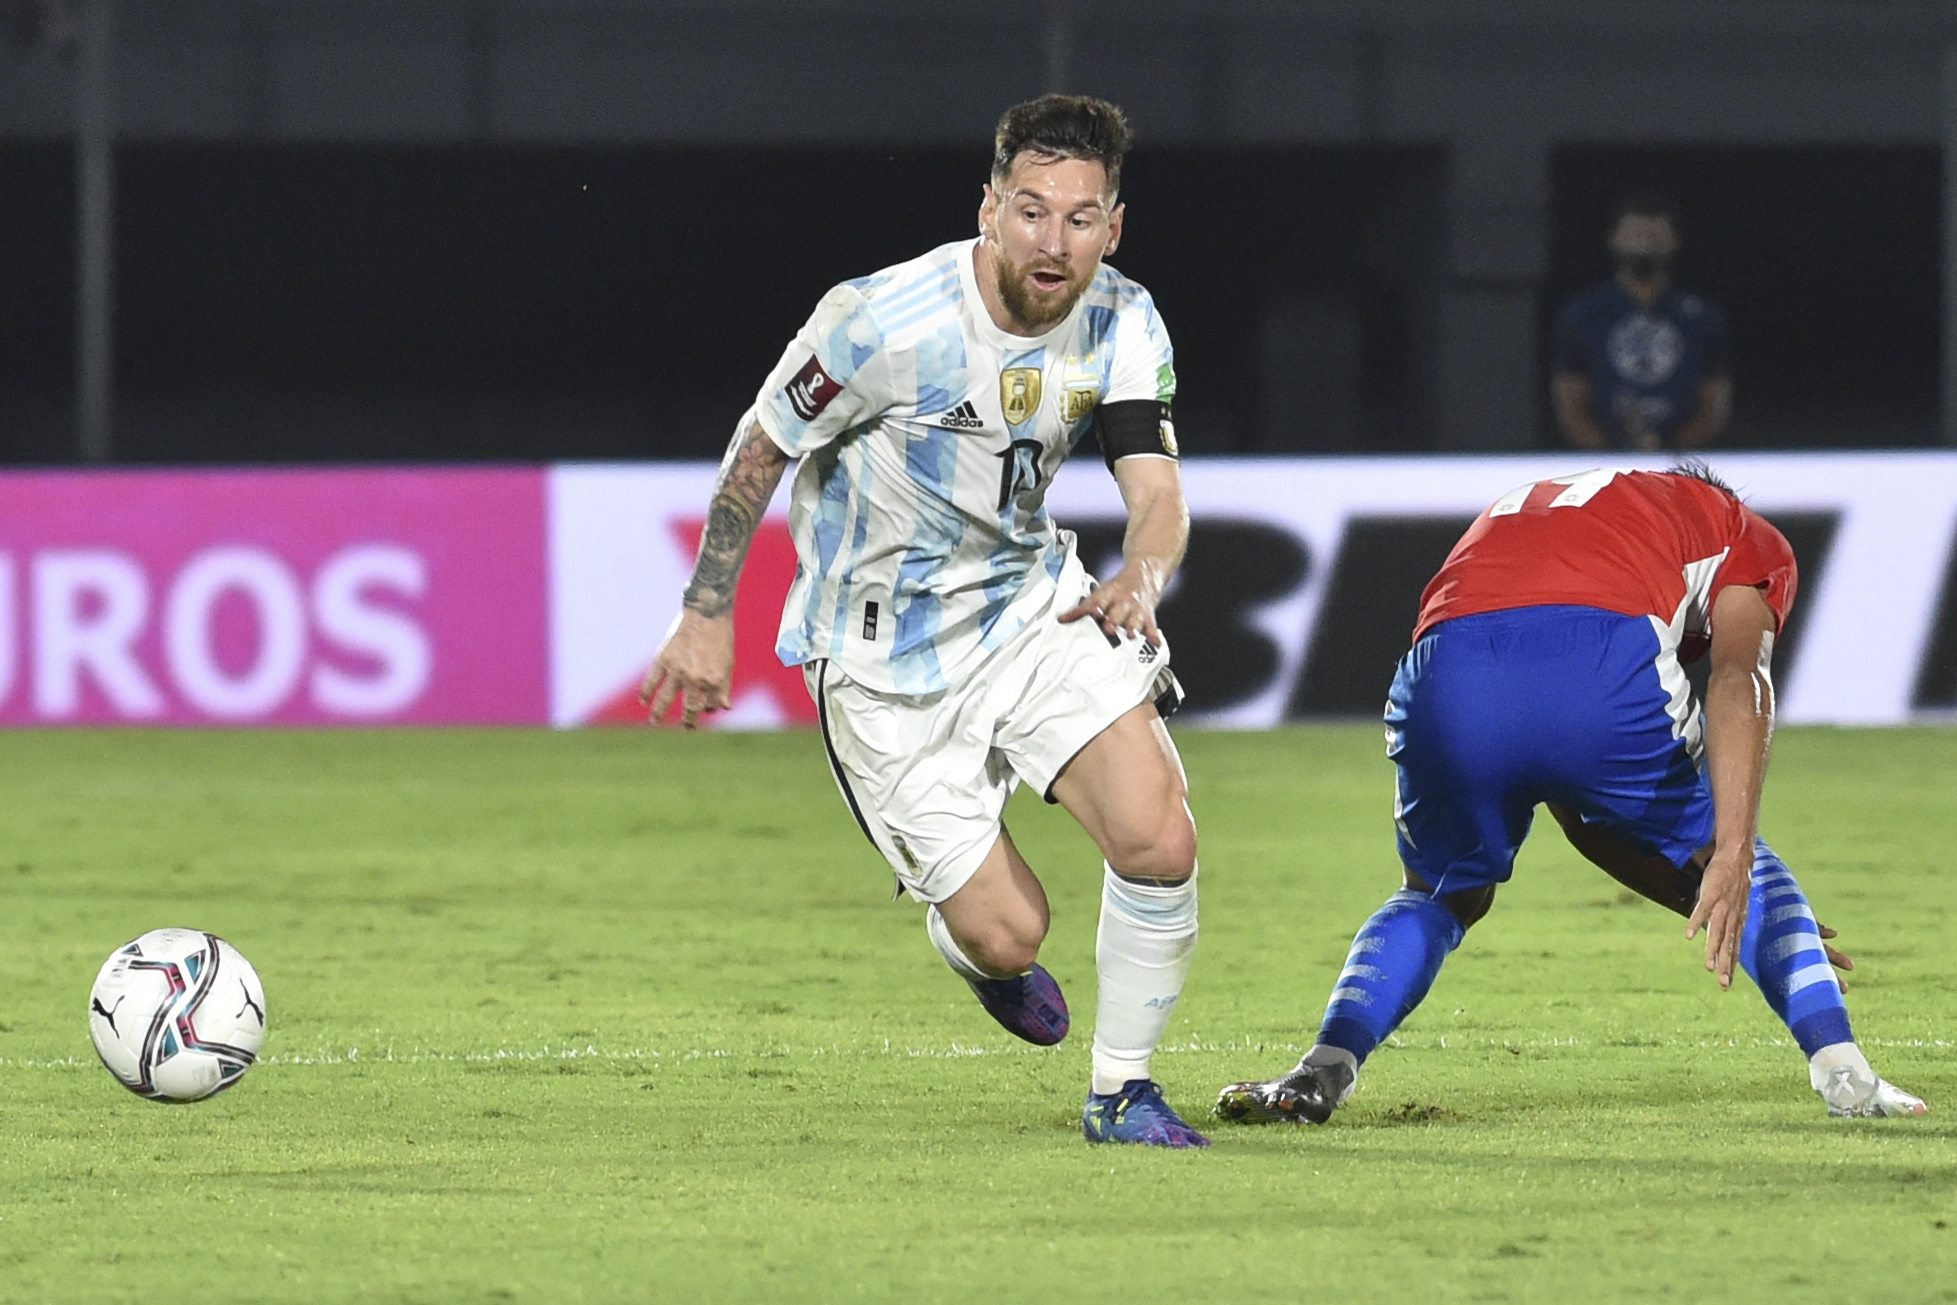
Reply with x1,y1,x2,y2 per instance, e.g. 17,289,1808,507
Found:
3,454,1954,728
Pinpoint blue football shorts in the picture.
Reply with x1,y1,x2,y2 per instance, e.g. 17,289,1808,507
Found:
1386,604,1715,897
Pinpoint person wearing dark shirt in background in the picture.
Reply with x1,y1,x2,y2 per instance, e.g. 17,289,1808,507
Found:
1552,193,1731,451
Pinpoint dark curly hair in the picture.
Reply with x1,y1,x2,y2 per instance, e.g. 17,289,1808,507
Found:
992,94,1132,197
1668,458,1736,496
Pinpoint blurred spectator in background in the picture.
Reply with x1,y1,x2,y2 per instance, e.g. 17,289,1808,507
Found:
1551,193,1730,451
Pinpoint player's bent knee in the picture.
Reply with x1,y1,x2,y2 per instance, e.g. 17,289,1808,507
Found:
951,903,1049,976
962,924,1044,976
1441,884,1496,930
1106,811,1198,883
1404,866,1495,930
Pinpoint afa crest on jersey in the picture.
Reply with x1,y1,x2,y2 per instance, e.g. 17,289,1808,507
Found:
1061,352,1102,422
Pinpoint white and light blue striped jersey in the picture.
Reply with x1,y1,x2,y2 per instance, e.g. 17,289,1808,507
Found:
745,238,1176,695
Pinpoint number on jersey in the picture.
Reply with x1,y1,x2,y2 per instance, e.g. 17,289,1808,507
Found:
1486,467,1631,518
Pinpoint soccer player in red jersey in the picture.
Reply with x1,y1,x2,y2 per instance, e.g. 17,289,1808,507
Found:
1215,465,1926,1123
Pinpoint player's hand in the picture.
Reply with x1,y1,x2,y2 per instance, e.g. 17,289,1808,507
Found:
1686,846,1751,989
639,609,735,730
1818,922,1853,992
1059,563,1163,645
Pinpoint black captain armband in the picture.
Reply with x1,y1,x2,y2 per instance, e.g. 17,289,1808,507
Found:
1092,400,1178,473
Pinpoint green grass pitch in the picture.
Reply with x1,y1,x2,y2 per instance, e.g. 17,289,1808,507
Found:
1,725,1953,1303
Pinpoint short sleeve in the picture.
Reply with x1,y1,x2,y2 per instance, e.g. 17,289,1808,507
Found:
752,285,893,457
1102,287,1176,408
1713,504,1797,632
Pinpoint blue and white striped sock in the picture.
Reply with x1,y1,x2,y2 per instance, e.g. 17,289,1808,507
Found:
1316,889,1465,1066
1739,839,1854,1057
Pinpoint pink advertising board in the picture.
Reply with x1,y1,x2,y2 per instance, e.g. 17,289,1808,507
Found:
0,468,547,725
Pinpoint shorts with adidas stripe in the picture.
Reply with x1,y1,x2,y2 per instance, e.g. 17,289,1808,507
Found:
806,547,1181,904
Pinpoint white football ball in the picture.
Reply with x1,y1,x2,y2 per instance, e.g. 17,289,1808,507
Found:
88,929,267,1102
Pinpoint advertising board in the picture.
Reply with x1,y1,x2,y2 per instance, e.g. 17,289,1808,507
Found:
551,452,1957,729
0,468,547,725
3,454,1953,728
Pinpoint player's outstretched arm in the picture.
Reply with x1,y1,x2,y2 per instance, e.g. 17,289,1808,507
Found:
640,421,792,728
1688,582,1779,988
1060,456,1188,644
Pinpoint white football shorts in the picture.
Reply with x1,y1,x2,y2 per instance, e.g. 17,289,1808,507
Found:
804,552,1180,904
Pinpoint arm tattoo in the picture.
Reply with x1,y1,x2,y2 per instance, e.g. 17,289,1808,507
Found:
682,423,791,618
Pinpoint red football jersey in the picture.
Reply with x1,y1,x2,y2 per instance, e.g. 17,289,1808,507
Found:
1412,469,1797,656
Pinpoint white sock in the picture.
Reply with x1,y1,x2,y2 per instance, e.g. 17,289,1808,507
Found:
1809,1040,1874,1092
926,904,1004,982
1091,862,1198,1096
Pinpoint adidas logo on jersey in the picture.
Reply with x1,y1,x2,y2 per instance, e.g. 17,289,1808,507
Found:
937,400,984,429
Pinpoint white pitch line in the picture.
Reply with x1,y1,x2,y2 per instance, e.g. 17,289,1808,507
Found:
2,1035,1947,1071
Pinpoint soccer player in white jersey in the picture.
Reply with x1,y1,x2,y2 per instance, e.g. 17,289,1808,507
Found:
641,95,1208,1147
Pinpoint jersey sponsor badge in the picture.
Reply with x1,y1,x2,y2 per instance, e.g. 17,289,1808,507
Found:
1000,368,1043,426
785,355,842,421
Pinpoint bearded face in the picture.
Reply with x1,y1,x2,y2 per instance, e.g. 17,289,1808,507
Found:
991,240,1095,330
979,153,1122,334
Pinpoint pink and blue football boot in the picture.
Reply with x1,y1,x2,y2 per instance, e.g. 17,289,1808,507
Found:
1082,1078,1211,1148
965,964,1070,1046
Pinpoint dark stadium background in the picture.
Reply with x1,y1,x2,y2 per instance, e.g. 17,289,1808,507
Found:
2,2,1954,467
0,140,1939,463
